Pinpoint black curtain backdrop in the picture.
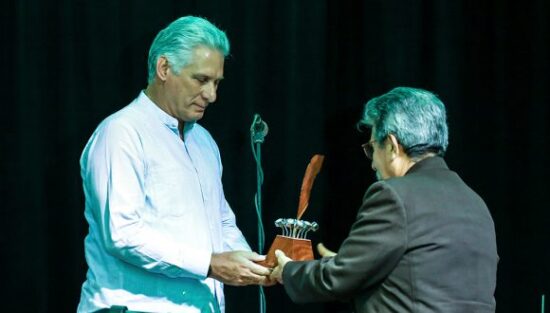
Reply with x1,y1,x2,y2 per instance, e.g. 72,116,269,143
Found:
2,1,549,312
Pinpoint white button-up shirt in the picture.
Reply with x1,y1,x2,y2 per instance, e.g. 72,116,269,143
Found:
77,92,251,313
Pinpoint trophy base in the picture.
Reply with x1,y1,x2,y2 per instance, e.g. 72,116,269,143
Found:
258,235,314,267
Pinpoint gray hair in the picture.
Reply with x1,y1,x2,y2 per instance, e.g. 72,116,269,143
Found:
358,87,449,158
147,16,230,84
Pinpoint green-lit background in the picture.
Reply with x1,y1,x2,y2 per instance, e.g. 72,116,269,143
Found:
2,1,548,312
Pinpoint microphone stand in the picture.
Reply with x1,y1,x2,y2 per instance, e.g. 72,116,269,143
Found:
250,114,267,313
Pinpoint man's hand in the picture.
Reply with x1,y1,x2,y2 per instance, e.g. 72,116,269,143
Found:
317,243,337,257
209,251,275,286
269,250,292,284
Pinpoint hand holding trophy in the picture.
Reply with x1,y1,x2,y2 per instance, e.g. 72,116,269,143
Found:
258,154,324,267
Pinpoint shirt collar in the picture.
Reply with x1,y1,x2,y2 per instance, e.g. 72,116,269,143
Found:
136,91,195,133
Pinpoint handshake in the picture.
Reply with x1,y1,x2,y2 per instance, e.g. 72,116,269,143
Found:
208,243,336,286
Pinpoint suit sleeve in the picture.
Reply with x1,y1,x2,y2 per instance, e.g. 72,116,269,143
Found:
282,181,407,302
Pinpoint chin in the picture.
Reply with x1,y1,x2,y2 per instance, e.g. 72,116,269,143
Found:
194,112,205,120
184,114,203,122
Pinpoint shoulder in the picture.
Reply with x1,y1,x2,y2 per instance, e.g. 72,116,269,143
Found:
82,106,145,159
355,181,408,238
362,180,406,216
94,103,147,139
381,174,419,195
380,162,449,199
91,116,139,146
364,180,402,203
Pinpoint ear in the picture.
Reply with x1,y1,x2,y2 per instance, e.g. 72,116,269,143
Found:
387,134,404,158
155,56,170,82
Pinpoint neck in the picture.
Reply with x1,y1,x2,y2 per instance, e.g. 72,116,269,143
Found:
410,152,436,163
178,122,185,140
400,153,436,176
396,157,417,177
144,84,186,139
144,84,167,113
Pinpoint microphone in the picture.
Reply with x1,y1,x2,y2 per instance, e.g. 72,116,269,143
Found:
249,114,268,312
251,114,269,143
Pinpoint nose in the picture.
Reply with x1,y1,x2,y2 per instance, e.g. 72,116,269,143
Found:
202,82,217,103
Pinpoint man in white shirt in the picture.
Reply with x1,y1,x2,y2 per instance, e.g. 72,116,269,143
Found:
77,16,272,313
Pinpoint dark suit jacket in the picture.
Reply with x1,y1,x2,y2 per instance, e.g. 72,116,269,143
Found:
283,157,498,313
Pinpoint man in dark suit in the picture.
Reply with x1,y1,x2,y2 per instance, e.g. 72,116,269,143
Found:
270,87,498,313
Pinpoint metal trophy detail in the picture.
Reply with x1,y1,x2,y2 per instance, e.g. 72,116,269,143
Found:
259,155,324,267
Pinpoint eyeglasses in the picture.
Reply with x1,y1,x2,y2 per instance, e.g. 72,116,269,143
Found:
361,140,376,160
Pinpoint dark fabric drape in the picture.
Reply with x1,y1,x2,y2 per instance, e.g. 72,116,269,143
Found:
2,1,549,312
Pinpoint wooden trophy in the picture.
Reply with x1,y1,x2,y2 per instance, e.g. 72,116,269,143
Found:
259,154,324,268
